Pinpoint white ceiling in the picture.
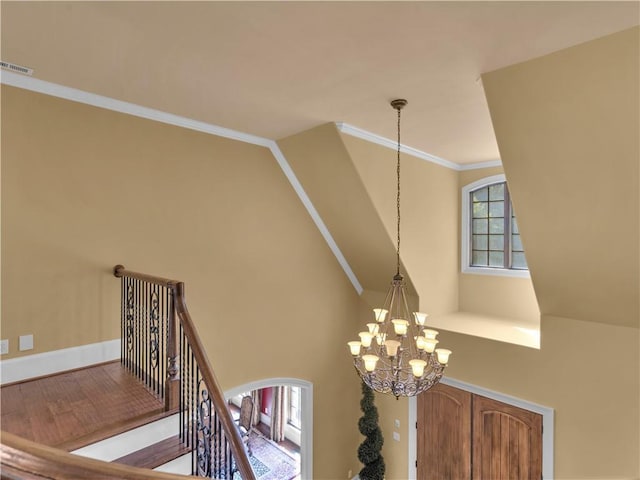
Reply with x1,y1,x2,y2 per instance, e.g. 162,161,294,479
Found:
2,1,638,165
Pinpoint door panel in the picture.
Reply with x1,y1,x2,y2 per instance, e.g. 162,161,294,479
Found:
417,383,472,480
472,395,542,480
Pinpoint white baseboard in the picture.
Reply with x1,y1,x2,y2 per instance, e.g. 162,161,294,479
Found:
0,339,120,385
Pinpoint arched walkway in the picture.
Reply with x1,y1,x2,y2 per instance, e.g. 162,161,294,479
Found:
225,378,313,480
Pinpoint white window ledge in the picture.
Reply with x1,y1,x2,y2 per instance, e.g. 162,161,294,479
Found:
426,311,540,349
462,266,530,278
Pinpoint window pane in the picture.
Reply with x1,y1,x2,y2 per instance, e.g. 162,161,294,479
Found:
473,202,488,218
489,218,504,234
489,183,505,201
472,235,488,250
472,187,488,202
466,180,528,272
489,251,504,267
288,387,301,429
512,252,528,269
489,201,504,218
472,251,488,266
512,217,519,234
489,234,504,250
512,234,523,251
473,219,488,234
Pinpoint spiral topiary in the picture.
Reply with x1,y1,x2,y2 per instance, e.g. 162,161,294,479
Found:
357,381,385,480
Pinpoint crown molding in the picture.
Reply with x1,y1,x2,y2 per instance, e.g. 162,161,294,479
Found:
1,71,363,295
336,122,502,171
1,70,272,148
458,159,503,170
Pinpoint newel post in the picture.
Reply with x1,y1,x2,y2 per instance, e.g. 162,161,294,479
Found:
165,282,180,411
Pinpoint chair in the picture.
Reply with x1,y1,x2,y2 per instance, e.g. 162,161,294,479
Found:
236,395,254,456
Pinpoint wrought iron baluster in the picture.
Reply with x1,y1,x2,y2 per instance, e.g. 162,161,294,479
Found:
160,285,165,397
180,324,187,443
190,346,196,474
135,278,140,380
115,267,255,480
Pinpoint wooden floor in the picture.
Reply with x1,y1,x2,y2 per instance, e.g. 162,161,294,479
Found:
0,361,165,451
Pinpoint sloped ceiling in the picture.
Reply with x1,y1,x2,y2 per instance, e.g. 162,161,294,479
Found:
1,1,638,165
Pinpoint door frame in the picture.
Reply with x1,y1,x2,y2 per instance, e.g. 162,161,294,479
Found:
225,378,313,480
408,377,554,480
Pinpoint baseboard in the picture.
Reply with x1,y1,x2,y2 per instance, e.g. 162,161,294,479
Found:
0,339,120,385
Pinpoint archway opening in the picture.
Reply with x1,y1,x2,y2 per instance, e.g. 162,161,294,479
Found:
226,378,313,480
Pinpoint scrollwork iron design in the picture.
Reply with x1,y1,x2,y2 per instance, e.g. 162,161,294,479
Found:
125,282,135,352
196,380,213,477
149,290,160,369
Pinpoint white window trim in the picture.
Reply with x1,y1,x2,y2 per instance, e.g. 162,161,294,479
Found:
461,174,530,278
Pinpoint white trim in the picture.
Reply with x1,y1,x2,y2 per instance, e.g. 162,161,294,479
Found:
408,377,554,480
461,174,531,279
225,378,313,480
458,159,504,171
1,71,363,296
0,71,272,148
269,144,363,295
0,339,120,385
336,122,502,172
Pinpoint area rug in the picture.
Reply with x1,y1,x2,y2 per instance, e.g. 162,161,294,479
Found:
240,431,299,480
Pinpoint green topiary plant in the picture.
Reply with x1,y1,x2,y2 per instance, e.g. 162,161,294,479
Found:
357,381,385,480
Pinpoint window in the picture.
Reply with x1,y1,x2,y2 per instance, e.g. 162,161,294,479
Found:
462,175,528,277
287,386,301,429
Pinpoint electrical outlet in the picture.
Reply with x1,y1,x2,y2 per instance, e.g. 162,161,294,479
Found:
393,431,400,442
0,339,8,355
19,334,33,351
394,418,401,428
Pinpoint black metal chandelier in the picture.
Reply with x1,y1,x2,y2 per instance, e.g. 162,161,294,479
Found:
347,99,452,397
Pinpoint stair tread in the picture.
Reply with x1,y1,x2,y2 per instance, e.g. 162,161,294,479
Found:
59,407,179,452
113,435,190,470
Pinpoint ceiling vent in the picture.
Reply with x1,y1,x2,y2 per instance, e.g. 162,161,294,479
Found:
1,61,33,76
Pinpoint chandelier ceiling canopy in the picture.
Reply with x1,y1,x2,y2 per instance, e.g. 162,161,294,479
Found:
348,99,451,397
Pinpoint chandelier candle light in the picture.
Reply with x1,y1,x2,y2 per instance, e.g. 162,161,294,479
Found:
347,99,452,398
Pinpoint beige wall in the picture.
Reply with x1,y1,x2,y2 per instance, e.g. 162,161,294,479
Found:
458,166,540,325
342,134,459,316
483,26,639,329
379,315,639,480
278,124,418,299
0,85,362,479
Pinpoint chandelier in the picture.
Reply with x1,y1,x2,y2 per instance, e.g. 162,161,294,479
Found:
347,99,452,397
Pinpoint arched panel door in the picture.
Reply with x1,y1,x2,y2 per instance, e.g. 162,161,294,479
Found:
418,385,542,479
417,383,472,480
473,395,542,480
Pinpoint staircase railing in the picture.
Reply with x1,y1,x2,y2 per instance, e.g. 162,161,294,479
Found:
113,265,255,480
1,432,199,480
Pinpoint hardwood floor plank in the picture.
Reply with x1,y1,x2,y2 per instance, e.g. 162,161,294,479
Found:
1,361,165,450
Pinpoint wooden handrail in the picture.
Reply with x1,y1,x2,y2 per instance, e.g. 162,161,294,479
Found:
113,265,179,288
174,282,255,480
0,431,199,479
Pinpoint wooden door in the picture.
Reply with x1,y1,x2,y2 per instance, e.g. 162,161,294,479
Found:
417,383,472,480
472,395,542,480
417,386,543,480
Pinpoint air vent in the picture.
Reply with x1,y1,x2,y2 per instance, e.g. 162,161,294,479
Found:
1,61,33,76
